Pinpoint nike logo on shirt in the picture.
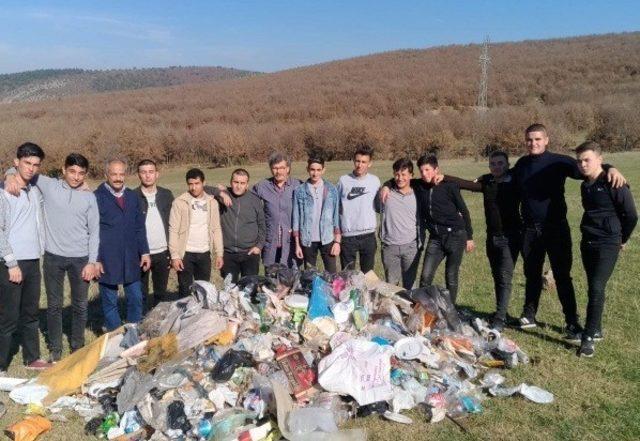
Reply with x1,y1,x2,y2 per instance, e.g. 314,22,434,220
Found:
346,187,368,200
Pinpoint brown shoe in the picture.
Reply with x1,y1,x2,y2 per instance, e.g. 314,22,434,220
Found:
25,359,53,371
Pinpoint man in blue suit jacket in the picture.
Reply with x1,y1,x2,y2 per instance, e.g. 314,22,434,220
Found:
95,159,151,331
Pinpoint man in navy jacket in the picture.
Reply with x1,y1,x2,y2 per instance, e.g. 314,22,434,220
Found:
95,159,151,331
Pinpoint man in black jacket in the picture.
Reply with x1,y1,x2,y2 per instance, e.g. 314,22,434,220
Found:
415,155,475,305
210,169,266,283
444,151,521,331
575,142,637,357
136,159,174,308
514,124,625,341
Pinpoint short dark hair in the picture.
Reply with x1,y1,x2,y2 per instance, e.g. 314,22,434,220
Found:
137,159,157,171
417,154,438,169
307,156,325,168
186,168,205,182
353,144,374,160
525,123,547,135
231,168,250,180
489,150,509,162
575,141,602,156
16,142,45,160
392,158,413,174
64,153,89,170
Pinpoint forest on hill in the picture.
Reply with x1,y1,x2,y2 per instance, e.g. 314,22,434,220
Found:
0,66,257,103
0,32,638,174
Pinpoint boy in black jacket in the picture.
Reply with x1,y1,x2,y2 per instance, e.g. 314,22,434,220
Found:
444,151,521,331
575,142,637,357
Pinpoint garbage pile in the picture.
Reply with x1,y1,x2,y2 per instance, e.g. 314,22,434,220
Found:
1,266,554,440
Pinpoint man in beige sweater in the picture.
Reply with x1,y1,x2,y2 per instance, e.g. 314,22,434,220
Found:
169,168,223,297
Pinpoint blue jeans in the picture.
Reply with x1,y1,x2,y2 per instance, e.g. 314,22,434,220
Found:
99,281,143,331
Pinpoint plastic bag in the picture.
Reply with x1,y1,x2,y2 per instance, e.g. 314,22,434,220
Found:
210,349,254,383
308,276,333,320
288,407,338,434
167,400,192,432
318,338,393,405
5,416,52,441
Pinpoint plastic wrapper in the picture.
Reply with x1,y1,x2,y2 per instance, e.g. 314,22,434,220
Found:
5,415,52,441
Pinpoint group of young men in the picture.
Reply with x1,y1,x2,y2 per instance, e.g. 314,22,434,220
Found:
0,123,635,375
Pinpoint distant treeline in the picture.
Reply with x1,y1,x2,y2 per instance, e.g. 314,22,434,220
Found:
1,33,639,175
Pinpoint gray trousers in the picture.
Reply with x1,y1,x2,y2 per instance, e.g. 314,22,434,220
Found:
381,241,420,290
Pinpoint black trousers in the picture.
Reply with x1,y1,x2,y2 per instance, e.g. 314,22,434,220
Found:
177,251,211,298
0,259,41,370
302,242,337,273
522,221,578,325
221,251,260,283
420,230,467,304
141,250,171,309
486,232,521,321
340,233,377,273
581,241,619,338
43,252,89,357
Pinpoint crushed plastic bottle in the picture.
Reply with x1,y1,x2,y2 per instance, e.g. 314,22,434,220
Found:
288,407,338,434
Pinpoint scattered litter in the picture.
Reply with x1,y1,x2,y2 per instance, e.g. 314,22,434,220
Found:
0,268,552,439
5,415,52,441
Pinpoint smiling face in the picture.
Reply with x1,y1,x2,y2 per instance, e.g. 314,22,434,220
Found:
419,163,439,184
525,130,549,155
353,154,372,177
62,165,88,189
270,160,290,184
394,168,413,190
138,164,159,188
14,156,42,184
307,162,325,184
577,149,603,180
105,161,126,192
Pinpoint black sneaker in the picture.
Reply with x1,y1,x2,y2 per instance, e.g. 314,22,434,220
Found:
592,330,604,342
577,336,595,357
564,323,583,343
519,316,537,329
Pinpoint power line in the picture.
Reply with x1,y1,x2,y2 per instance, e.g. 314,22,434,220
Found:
477,36,490,110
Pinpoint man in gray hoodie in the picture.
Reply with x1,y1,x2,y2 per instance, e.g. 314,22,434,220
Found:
0,143,50,372
5,152,100,361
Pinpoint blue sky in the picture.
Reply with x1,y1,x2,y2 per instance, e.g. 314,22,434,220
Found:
0,1,638,74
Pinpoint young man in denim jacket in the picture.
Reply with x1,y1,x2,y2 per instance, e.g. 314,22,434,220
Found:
293,156,341,273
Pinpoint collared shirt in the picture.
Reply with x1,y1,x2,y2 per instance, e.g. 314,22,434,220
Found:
308,180,324,243
105,183,126,198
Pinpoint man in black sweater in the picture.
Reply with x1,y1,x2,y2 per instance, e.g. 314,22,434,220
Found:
514,124,625,341
136,159,174,308
575,142,637,357
445,151,521,331
416,155,475,304
210,169,266,283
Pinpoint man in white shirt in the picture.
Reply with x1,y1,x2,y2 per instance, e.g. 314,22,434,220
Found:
135,159,174,307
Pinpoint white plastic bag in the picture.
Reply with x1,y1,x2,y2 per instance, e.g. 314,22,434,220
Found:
318,338,393,405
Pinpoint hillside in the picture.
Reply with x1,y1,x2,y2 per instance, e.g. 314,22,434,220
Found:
0,66,258,103
0,32,639,173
